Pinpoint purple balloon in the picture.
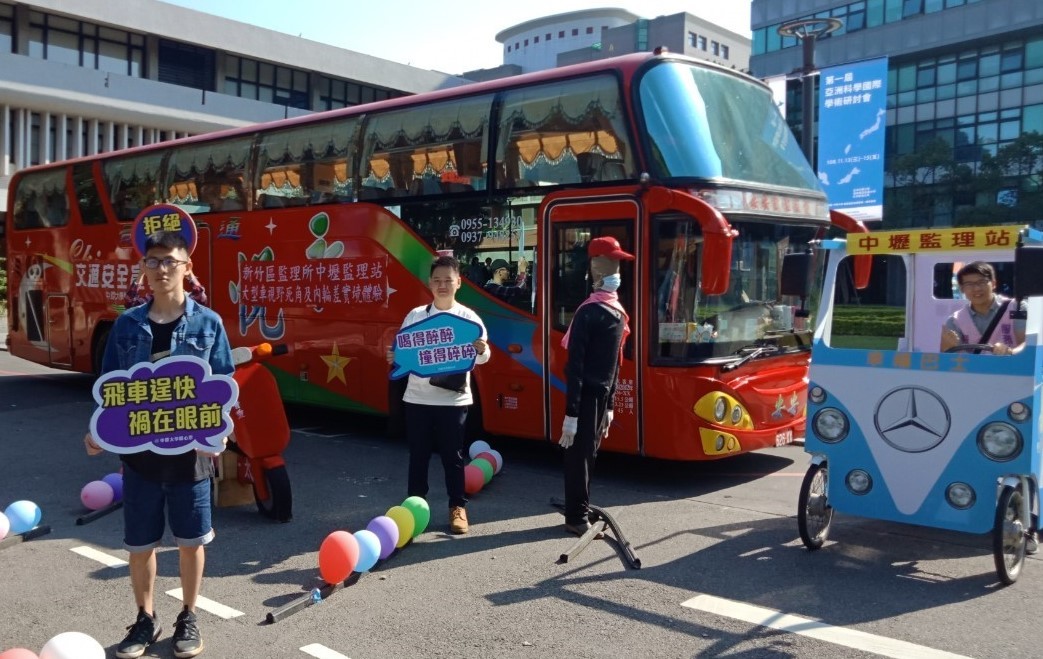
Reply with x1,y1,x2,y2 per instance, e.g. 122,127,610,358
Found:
367,515,400,560
102,472,124,503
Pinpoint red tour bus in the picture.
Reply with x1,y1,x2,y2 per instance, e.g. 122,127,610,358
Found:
4,51,867,460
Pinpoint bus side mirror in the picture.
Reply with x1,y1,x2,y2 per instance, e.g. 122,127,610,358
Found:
1014,245,1043,299
780,252,811,298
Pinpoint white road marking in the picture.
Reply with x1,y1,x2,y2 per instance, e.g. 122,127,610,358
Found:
70,545,128,567
681,594,972,659
165,588,244,619
300,643,352,659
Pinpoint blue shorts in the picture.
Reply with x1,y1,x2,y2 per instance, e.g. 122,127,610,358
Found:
122,466,214,552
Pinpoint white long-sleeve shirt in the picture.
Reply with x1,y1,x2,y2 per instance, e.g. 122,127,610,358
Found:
399,302,490,407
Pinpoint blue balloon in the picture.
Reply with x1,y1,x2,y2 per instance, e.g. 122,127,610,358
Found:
353,529,382,573
5,500,41,535
102,472,124,503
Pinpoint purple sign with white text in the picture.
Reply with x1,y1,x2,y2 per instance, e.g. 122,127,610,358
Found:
89,356,238,455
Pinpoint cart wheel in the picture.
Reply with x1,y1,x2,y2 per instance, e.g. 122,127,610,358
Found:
798,463,833,550
255,465,293,522
993,485,1026,585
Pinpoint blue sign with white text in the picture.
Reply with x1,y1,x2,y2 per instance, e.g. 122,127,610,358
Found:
390,313,482,380
817,57,888,222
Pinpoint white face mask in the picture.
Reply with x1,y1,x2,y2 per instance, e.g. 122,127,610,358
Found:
601,273,621,292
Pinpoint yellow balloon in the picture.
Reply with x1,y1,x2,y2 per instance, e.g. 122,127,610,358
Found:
386,506,415,548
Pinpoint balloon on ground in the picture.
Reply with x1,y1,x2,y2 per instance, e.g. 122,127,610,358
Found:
318,531,359,585
401,496,430,536
366,516,399,559
80,481,114,511
102,472,124,502
4,501,41,535
464,465,484,495
0,648,39,659
0,511,9,541
468,440,491,459
488,449,503,474
475,451,499,473
352,529,381,573
471,458,494,485
385,506,414,548
39,631,104,659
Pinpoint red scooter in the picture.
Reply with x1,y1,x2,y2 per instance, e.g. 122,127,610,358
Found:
228,343,293,522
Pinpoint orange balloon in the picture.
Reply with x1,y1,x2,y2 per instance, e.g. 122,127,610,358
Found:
318,531,359,585
464,464,484,495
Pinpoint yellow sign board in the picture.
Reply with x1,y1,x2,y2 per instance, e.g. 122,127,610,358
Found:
846,226,1026,255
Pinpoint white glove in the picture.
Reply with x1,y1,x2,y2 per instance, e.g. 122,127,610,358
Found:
559,416,578,448
600,410,614,439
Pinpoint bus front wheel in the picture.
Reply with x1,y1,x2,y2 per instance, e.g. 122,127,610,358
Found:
798,463,833,550
993,485,1026,585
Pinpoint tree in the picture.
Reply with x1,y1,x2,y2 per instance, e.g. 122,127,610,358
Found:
887,137,956,227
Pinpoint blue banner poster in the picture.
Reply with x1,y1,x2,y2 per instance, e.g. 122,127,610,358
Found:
390,313,482,379
817,57,888,222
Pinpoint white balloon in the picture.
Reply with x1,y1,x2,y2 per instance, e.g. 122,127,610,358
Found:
468,440,491,459
40,632,104,659
489,449,504,474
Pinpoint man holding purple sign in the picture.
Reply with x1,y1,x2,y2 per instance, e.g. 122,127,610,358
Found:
83,230,234,659
387,256,490,535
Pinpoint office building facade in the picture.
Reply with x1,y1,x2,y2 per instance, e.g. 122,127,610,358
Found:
0,0,468,220
751,0,1043,229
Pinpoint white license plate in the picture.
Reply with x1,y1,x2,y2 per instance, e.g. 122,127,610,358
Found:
775,429,794,446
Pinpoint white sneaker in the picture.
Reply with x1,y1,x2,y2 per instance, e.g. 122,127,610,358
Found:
1027,533,1038,555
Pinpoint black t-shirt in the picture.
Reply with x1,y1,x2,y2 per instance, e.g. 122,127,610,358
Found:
120,316,215,483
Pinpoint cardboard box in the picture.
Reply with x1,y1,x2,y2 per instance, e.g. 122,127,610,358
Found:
214,451,255,508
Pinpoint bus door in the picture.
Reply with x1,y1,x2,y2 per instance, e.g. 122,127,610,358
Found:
544,193,639,453
46,294,72,367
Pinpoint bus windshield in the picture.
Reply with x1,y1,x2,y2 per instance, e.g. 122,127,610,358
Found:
639,61,821,191
653,218,825,364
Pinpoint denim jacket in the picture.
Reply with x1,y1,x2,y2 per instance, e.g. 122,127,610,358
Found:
101,297,234,376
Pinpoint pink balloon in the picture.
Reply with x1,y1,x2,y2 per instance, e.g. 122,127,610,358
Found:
80,481,115,511
0,511,9,541
464,465,484,495
0,649,39,659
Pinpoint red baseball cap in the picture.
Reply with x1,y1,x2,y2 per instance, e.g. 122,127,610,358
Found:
588,236,635,260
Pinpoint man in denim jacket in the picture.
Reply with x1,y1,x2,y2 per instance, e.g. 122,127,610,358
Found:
84,231,233,659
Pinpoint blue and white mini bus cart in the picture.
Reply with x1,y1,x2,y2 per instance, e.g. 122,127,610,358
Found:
785,224,1043,585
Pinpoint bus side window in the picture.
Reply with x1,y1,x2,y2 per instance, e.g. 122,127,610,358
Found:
256,118,359,207
166,138,251,214
103,152,166,221
13,169,69,228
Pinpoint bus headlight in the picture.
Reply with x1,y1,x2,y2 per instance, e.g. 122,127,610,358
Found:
946,482,976,509
977,422,1022,461
813,408,849,443
1008,402,1030,422
808,386,826,404
845,469,872,494
714,397,728,422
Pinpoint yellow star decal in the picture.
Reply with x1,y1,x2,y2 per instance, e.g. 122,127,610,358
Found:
321,343,351,384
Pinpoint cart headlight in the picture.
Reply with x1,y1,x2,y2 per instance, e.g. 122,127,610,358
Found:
808,386,826,404
977,422,1022,461
1008,402,1030,423
714,397,728,422
946,482,976,509
845,469,872,494
730,405,743,425
813,408,849,443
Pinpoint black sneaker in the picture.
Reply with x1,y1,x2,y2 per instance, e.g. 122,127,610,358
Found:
564,520,605,539
172,609,204,658
116,609,160,659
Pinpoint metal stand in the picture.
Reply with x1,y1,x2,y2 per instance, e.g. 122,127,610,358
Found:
76,501,123,525
0,525,52,550
550,498,641,569
266,573,362,623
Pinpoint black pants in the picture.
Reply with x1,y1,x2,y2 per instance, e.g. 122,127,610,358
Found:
404,402,468,509
563,393,608,525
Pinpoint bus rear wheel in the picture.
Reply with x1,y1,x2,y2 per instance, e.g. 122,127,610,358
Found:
798,463,833,550
993,485,1026,585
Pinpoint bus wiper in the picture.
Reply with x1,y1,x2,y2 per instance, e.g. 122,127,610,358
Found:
721,343,781,372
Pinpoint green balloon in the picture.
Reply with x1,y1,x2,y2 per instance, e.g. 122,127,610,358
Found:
401,496,430,537
472,458,494,485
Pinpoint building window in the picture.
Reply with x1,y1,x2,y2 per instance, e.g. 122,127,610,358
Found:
524,39,528,46
0,2,12,54
586,27,593,35
572,28,579,36
26,10,145,77
559,30,565,38
158,40,215,91
721,44,730,60
711,41,720,56
698,35,707,51
546,33,552,40
689,31,697,48
224,55,310,109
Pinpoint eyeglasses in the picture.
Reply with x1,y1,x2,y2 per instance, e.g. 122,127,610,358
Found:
960,278,991,289
143,257,189,270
